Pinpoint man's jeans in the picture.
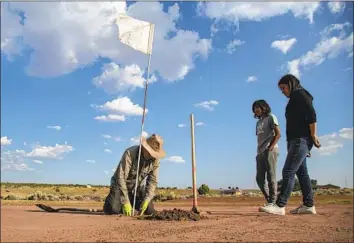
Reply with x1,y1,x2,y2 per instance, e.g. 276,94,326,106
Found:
276,137,314,208
103,186,155,215
256,149,279,204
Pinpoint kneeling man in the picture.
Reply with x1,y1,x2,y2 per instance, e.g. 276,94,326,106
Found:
103,134,166,216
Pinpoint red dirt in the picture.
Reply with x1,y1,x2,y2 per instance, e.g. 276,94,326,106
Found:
1,198,353,242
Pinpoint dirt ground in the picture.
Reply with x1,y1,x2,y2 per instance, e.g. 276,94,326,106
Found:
1,197,353,242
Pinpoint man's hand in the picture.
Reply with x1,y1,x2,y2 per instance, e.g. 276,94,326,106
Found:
139,201,149,216
122,203,132,216
267,144,274,151
312,135,321,148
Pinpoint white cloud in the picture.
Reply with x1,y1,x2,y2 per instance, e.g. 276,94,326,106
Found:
1,163,35,172
271,38,297,54
286,23,353,77
1,136,12,146
197,2,321,28
247,76,258,83
104,149,112,153
339,128,353,139
178,124,187,128
328,2,346,14
102,134,113,139
130,131,148,145
94,114,126,122
318,133,343,156
102,134,122,142
1,2,211,83
287,59,301,78
194,100,219,111
46,125,61,131
94,96,146,117
26,143,74,160
196,122,205,126
1,149,33,172
226,39,245,54
86,159,96,164
320,22,351,40
1,3,24,59
1,143,73,171
210,23,218,37
316,128,353,156
92,62,157,94
164,156,186,163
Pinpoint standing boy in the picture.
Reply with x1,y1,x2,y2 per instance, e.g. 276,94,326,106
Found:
252,100,281,211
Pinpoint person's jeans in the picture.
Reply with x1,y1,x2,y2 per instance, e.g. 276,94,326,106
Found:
103,186,155,215
276,137,314,208
256,149,279,204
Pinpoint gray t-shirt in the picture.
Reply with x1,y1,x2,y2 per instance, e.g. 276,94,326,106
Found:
256,113,279,154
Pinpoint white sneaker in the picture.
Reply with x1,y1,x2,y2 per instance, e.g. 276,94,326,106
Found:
290,205,316,215
258,202,274,212
261,204,286,215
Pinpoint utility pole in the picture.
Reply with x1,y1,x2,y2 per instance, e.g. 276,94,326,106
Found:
345,176,348,188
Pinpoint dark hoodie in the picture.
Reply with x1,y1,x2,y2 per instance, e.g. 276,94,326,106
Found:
285,88,317,141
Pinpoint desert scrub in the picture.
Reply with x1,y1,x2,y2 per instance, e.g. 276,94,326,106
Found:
75,195,84,201
4,194,21,200
198,184,210,195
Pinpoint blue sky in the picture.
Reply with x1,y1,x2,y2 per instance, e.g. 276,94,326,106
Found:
1,2,353,189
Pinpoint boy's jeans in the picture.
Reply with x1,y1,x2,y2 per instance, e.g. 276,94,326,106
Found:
276,137,314,208
256,149,279,204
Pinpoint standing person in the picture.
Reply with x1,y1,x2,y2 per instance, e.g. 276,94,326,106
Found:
261,74,321,216
252,100,281,211
103,134,166,216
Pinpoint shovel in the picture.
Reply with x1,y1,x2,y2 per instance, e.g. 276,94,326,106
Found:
35,204,146,217
35,204,104,213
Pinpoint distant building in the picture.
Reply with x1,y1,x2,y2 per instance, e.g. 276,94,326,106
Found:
315,184,340,190
220,188,243,196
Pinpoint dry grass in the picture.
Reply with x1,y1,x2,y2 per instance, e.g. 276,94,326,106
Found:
1,183,352,207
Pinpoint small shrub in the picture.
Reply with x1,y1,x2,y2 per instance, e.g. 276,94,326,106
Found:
55,187,60,193
198,184,210,195
6,194,19,200
75,195,84,201
90,195,102,202
27,194,38,200
35,191,43,199
92,188,97,193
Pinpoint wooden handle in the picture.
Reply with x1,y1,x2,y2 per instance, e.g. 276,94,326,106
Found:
190,114,198,208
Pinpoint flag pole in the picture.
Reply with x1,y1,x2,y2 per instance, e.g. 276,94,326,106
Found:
132,23,154,217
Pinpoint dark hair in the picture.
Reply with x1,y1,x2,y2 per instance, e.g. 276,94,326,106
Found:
278,74,313,100
252,99,271,119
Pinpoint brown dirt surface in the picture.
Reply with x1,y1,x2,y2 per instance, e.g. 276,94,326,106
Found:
1,197,353,242
140,208,206,221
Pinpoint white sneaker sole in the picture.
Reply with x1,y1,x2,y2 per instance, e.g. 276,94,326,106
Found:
264,211,285,215
291,210,316,215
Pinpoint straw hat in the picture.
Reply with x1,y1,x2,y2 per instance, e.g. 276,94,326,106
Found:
142,134,166,159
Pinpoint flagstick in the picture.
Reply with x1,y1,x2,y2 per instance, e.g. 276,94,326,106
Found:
132,25,154,217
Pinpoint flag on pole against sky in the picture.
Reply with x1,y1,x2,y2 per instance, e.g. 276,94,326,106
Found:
116,13,155,55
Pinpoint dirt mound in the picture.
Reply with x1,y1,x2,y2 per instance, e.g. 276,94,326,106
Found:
140,208,206,221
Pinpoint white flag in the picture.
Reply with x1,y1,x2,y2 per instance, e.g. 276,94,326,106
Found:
116,14,155,55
